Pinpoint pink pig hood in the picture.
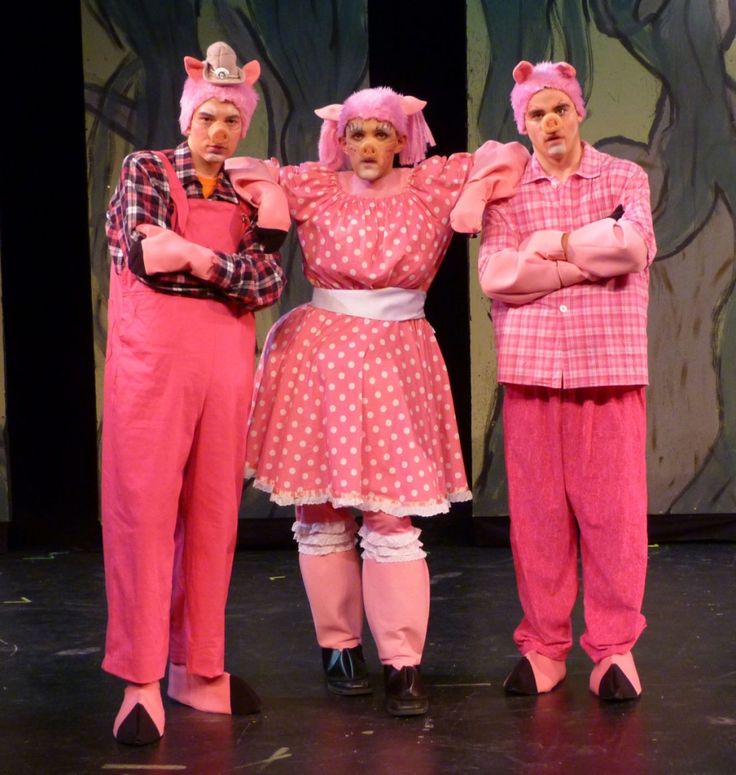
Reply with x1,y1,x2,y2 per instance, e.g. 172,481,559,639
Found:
179,41,260,138
315,86,436,169
510,60,586,134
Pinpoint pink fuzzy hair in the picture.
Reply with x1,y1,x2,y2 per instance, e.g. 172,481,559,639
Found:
315,86,436,170
510,60,586,134
179,56,260,138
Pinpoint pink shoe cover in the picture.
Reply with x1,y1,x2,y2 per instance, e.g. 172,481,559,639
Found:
504,650,566,694
590,652,642,701
167,663,261,715
526,650,567,692
113,682,165,746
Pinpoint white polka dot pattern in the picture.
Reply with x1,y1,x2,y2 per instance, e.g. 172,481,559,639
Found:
244,154,474,516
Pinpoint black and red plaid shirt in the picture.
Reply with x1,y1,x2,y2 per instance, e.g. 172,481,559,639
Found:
105,142,285,309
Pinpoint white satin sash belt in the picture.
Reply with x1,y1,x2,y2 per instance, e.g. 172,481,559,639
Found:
310,287,426,321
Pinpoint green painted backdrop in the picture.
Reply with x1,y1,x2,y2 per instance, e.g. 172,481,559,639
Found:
82,0,736,521
468,0,736,517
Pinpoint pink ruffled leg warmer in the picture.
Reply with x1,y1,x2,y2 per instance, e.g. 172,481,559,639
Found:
359,513,429,668
362,558,429,667
299,551,364,648
294,504,363,648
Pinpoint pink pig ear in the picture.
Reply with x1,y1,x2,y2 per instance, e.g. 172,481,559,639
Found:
243,60,260,85
314,103,343,121
556,62,577,79
184,56,205,80
512,60,534,84
399,95,427,115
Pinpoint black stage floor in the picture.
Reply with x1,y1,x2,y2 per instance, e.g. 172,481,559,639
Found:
1,539,734,774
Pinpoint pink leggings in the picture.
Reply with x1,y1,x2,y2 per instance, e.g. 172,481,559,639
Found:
503,384,648,662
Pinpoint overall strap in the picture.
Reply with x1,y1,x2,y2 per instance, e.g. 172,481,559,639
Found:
153,150,189,233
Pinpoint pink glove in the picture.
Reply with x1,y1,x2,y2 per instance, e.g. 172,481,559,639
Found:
565,218,648,278
450,140,530,234
519,229,566,260
225,156,291,232
479,228,586,305
135,224,217,280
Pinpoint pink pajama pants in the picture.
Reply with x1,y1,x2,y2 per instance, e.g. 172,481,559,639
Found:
503,384,648,663
101,280,255,683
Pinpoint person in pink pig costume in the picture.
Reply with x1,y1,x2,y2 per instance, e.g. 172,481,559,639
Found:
226,86,529,716
102,42,289,745
464,60,656,701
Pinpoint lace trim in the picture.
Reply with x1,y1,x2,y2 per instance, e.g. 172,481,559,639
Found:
292,520,357,555
358,525,426,562
248,477,472,517
357,524,423,549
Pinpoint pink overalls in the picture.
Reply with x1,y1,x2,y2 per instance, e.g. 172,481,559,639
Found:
102,155,255,684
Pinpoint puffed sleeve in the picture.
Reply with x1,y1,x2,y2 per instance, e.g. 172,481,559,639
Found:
409,153,474,223
278,162,342,224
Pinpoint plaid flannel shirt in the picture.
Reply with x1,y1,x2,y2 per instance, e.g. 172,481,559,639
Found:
479,142,657,388
105,142,284,310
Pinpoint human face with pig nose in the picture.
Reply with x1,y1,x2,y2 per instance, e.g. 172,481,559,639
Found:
524,88,583,180
186,98,243,177
339,118,407,181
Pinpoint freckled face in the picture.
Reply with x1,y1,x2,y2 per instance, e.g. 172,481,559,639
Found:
338,118,406,181
524,88,583,168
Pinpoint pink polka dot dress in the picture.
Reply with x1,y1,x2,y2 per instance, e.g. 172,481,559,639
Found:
244,154,474,517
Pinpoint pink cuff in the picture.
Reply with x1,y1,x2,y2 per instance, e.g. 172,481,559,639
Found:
566,218,648,278
479,229,581,306
556,260,587,287
450,141,529,234
519,229,565,258
469,140,530,186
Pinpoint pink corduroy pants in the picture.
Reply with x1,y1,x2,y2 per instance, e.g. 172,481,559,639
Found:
502,384,648,663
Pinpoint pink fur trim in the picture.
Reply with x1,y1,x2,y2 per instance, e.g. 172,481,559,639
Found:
510,60,586,134
315,86,436,170
179,58,260,138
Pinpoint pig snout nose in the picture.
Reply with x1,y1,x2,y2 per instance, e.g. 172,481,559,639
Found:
542,113,562,133
210,123,229,142
360,140,377,155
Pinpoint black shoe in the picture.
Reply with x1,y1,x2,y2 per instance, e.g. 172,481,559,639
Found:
503,656,538,695
229,674,262,714
383,665,429,717
597,664,641,702
115,704,162,746
322,645,372,695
